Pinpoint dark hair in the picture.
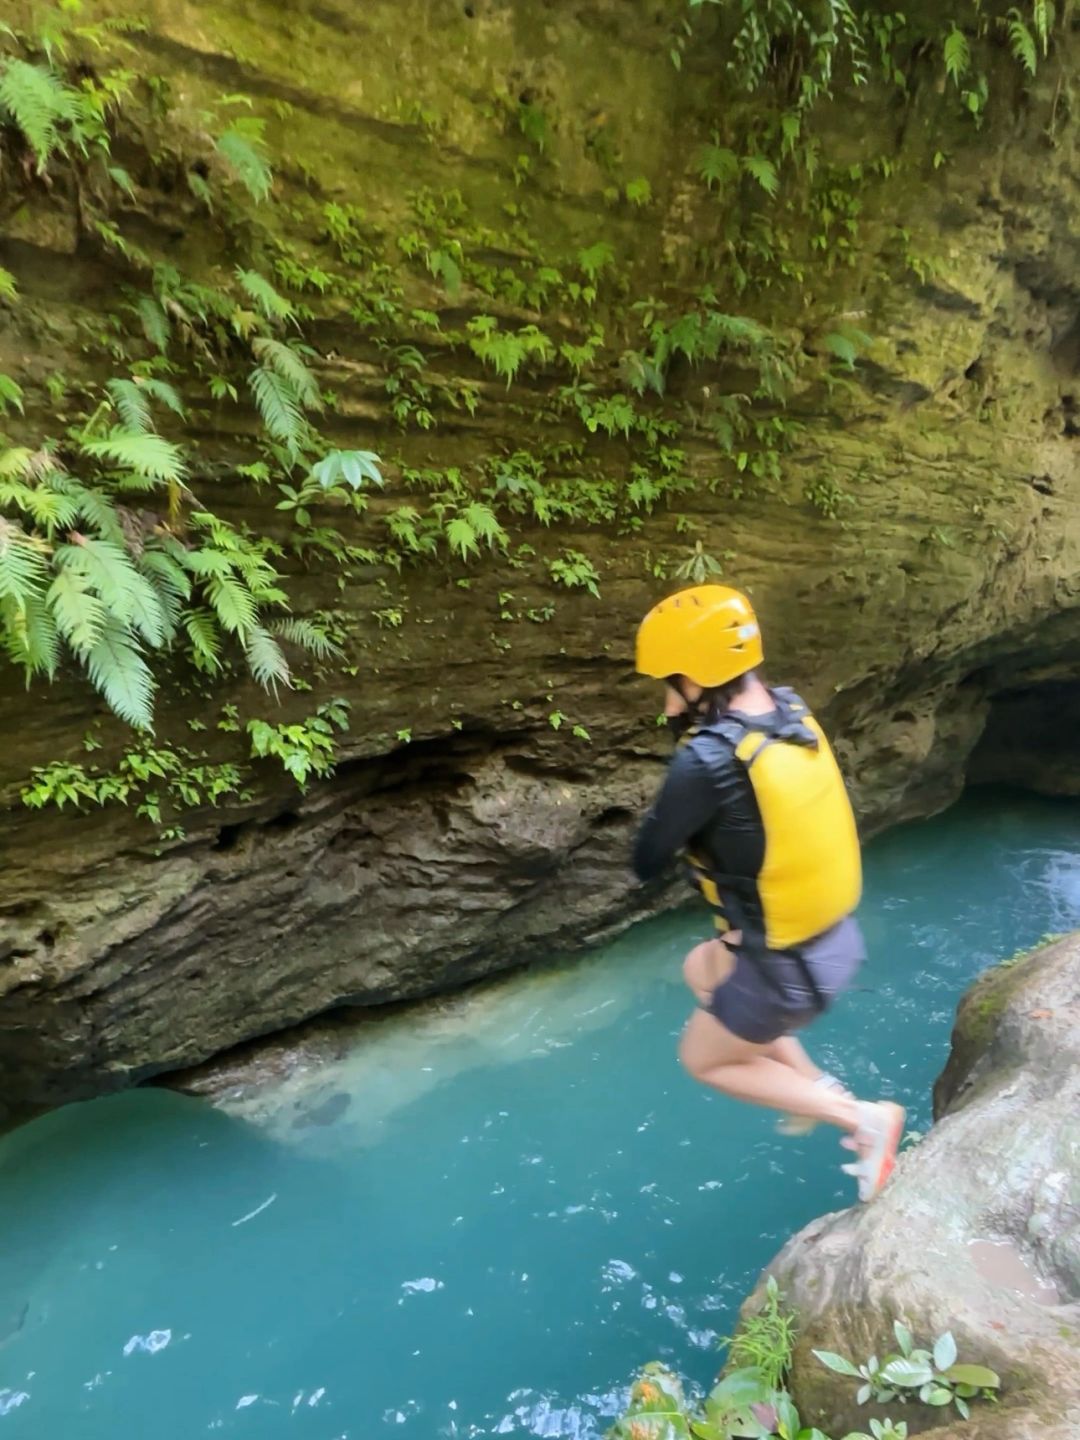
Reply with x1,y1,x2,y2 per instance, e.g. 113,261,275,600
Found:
699,668,759,722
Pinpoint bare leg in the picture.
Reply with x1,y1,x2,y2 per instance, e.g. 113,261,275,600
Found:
679,1008,859,1130
765,1035,823,1081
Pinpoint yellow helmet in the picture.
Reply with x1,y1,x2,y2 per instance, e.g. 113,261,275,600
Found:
636,584,763,687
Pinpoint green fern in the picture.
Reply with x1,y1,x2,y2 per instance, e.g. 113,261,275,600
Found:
0,267,16,301
251,337,322,410
1033,0,1050,54
243,624,290,690
54,538,167,647
742,154,779,197
183,607,222,673
80,428,187,485
0,374,24,414
236,268,295,323
135,296,171,351
270,616,343,659
46,567,106,653
1006,9,1037,73
696,143,740,190
216,120,273,202
249,366,308,455
84,618,155,730
944,25,971,85
0,56,82,169
206,572,258,636
0,517,47,606
106,378,153,433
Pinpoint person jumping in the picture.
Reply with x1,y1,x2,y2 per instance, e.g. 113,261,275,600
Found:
632,584,904,1202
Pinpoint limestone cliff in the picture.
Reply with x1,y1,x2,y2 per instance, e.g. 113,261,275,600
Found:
751,932,1080,1439
1,1,1079,1116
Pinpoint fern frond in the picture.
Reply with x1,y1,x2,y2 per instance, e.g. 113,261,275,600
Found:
236,268,294,323
139,546,193,603
270,616,343,659
206,572,258,636
0,267,17,301
55,537,167,646
251,337,322,409
2,589,59,678
140,377,186,418
106,378,152,433
80,428,188,484
944,25,971,85
249,366,306,454
135,296,171,351
244,624,291,692
183,607,222,673
84,618,155,729
216,124,273,203
0,374,24,414
1033,0,1051,55
742,154,779,196
60,480,126,541
1006,10,1037,72
0,57,80,169
0,517,47,604
46,567,106,653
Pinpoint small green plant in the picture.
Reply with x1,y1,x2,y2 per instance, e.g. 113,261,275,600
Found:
673,541,727,584
814,1323,1001,1420
246,698,350,788
724,1276,797,1392
549,549,600,598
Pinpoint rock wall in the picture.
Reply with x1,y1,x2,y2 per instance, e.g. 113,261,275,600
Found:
2,1,1080,1116
751,932,1080,1440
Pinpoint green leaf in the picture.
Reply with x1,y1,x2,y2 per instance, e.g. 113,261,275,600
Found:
251,336,322,409
696,142,740,190
0,57,80,169
206,572,258,636
270,617,343,659
85,619,155,729
944,25,971,85
893,1322,913,1357
235,268,294,323
577,241,615,282
0,374,24,414
249,366,306,455
311,449,383,491
46,567,106,653
823,332,859,368
107,164,136,197
135,296,171,351
445,515,479,561
106,378,152,433
742,154,779,197
140,377,186,418
80,429,187,484
813,1351,862,1379
183,608,222,673
1006,11,1037,74
216,124,273,202
244,624,291,691
942,1364,1000,1389
932,1332,958,1373
0,266,17,301
880,1358,934,1387
924,1387,954,1407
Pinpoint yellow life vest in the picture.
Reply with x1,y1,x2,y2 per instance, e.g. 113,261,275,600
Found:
681,690,861,951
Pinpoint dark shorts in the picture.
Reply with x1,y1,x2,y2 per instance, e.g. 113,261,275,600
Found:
705,915,866,1045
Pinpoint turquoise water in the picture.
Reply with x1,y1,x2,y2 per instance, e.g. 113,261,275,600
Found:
1,790,1079,1439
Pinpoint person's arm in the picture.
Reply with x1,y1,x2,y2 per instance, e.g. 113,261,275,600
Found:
632,745,717,882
